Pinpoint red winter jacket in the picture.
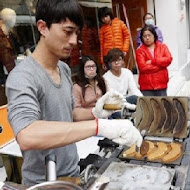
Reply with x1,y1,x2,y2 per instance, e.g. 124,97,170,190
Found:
136,41,172,91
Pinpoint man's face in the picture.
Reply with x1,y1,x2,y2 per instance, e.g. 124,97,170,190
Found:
110,56,124,73
44,19,80,59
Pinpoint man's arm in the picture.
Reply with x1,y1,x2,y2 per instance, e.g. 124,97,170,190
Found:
18,90,139,151
73,107,94,121
127,69,143,96
17,119,96,151
121,21,130,53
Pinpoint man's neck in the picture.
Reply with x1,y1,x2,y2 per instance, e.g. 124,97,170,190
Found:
111,69,121,77
32,40,59,71
32,42,61,85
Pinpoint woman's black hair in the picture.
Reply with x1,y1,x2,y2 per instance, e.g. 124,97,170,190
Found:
36,0,84,30
75,55,107,98
98,6,114,24
143,12,154,21
140,25,158,44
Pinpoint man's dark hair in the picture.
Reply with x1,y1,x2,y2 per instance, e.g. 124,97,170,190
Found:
105,48,124,63
36,0,84,30
98,6,114,24
140,25,158,44
75,55,106,98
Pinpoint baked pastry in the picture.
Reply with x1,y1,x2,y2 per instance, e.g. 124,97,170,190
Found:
134,151,143,159
162,143,182,163
103,104,121,110
140,140,149,156
146,141,156,156
135,140,155,158
123,143,136,157
147,142,169,161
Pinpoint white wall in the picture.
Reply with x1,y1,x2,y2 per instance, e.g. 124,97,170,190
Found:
147,0,188,76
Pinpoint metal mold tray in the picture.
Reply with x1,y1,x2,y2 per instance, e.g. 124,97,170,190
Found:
135,96,190,139
118,141,186,166
99,161,175,190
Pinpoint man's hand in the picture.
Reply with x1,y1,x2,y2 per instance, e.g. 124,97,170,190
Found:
97,119,142,148
92,91,124,119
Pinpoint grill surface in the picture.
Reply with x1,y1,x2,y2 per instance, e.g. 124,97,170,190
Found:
100,162,175,190
84,97,190,190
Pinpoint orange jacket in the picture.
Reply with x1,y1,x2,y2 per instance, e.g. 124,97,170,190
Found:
99,18,130,64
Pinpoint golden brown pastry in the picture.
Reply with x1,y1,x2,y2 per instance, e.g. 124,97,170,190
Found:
103,104,121,110
162,143,182,163
147,142,169,161
135,151,143,159
146,141,157,156
123,143,136,157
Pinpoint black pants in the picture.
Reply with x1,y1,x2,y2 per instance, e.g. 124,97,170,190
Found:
110,95,138,119
141,89,167,96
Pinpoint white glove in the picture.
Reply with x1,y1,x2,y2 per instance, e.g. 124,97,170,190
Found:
122,102,136,111
92,91,124,118
97,119,142,147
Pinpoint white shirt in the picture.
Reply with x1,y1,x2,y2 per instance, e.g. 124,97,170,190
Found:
103,68,142,96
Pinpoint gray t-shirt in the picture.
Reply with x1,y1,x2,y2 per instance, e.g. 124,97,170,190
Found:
6,56,79,186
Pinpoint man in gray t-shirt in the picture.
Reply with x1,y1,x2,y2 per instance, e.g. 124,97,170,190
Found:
6,0,142,186
6,56,79,185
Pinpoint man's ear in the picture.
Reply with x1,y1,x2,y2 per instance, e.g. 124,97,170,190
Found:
36,20,48,36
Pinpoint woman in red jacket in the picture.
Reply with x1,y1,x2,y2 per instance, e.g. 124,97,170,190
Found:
136,25,172,96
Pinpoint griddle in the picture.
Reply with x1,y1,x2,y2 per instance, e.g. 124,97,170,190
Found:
98,162,175,190
84,96,190,190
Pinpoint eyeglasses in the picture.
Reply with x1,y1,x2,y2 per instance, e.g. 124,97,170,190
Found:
111,58,124,64
142,34,153,39
84,65,97,70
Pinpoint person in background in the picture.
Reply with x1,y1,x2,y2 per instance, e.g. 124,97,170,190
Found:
81,17,100,62
73,55,107,121
73,55,137,120
103,48,142,119
136,25,172,96
137,12,163,48
103,48,142,104
98,6,130,71
6,0,142,186
0,8,16,85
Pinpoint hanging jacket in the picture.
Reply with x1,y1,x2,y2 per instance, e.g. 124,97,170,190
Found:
0,28,15,73
99,17,130,64
136,41,172,90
